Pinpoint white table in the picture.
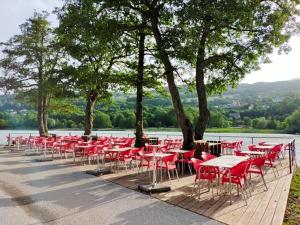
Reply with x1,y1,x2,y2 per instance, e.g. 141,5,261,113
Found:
105,147,131,171
167,149,188,174
242,151,266,156
259,142,282,146
144,152,172,184
252,145,275,151
200,155,249,204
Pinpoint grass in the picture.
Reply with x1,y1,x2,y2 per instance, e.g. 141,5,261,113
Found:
283,168,300,225
54,127,283,134
205,127,282,133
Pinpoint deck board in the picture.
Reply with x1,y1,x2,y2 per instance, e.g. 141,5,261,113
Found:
98,158,293,225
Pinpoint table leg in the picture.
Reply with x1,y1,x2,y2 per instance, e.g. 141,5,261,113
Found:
229,169,232,204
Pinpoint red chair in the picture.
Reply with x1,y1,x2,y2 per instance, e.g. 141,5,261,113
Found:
221,161,250,204
60,142,74,159
265,151,279,177
248,144,256,151
201,152,216,161
137,151,153,174
176,150,195,175
234,150,248,156
157,154,179,182
192,158,219,198
131,147,144,167
117,149,133,172
247,156,268,190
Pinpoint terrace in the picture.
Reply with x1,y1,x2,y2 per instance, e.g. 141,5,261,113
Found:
3,134,298,225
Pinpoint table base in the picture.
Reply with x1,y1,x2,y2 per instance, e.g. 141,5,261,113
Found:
24,151,42,156
34,158,53,162
86,168,112,176
138,184,171,194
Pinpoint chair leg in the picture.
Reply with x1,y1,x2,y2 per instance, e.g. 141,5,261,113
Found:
261,174,268,190
188,164,192,175
175,169,179,181
167,170,171,182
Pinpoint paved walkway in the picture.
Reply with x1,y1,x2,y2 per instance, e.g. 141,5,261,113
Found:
0,150,222,225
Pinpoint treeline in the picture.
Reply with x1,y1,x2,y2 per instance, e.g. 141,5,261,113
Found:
1,93,299,133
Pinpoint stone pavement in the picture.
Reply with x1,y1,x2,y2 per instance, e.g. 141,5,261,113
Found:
0,150,223,225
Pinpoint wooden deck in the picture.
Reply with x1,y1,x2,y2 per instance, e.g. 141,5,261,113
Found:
3,145,294,225
98,158,293,225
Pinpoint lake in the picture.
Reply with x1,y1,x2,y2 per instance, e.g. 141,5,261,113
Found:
1,129,299,163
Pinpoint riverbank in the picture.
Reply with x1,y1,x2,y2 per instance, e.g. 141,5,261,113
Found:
0,127,285,134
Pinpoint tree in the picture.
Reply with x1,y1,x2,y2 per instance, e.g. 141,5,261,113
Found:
285,109,300,133
144,1,195,149
94,111,112,128
244,117,252,128
208,111,230,128
0,12,60,135
56,0,129,135
252,117,267,129
176,0,299,139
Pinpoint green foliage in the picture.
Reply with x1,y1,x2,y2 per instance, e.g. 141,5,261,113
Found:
208,110,231,128
252,117,267,129
285,109,300,133
94,111,112,128
243,117,252,127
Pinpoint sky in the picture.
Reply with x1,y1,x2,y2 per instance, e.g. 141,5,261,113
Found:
0,0,299,84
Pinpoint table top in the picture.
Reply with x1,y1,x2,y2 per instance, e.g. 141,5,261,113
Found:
259,142,282,146
242,151,266,155
106,147,131,152
167,149,187,154
75,145,94,148
253,145,275,150
144,153,172,158
148,144,161,147
194,140,207,144
201,155,249,168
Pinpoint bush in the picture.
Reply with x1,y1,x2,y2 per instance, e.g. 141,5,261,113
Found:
285,109,300,133
252,117,267,129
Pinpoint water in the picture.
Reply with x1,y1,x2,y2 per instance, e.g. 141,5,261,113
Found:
1,129,299,163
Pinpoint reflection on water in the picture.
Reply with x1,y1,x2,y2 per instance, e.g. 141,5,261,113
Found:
1,129,299,163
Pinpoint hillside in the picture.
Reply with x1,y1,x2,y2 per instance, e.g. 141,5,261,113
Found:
224,79,300,99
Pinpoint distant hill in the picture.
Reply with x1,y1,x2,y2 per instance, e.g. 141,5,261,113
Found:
224,79,300,99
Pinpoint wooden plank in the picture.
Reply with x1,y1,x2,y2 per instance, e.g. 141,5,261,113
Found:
270,173,293,225
247,171,287,225
258,167,288,225
235,177,277,225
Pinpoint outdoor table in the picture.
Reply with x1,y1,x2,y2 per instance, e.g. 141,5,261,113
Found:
200,155,249,204
105,147,131,171
166,149,187,174
86,144,111,176
252,145,275,151
74,145,94,162
259,142,282,146
144,152,172,183
41,140,54,161
242,150,266,156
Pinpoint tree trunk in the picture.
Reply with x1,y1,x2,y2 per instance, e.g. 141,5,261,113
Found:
150,11,194,150
42,95,48,135
135,23,146,148
194,70,209,140
194,31,210,140
84,90,98,135
37,85,46,136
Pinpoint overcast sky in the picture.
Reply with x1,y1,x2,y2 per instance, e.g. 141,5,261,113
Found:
0,0,299,84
